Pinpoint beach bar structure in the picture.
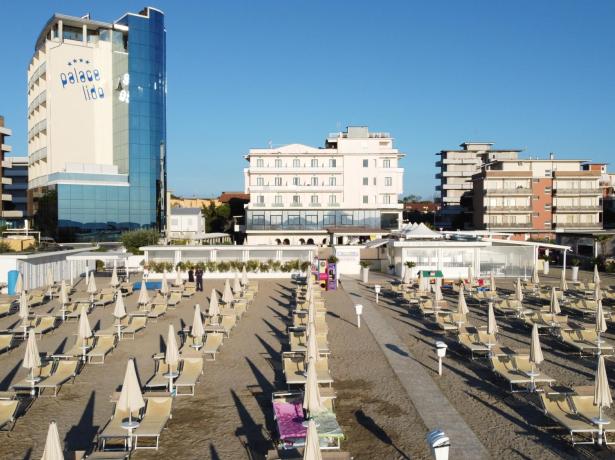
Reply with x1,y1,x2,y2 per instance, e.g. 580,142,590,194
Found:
385,228,570,279
141,245,316,266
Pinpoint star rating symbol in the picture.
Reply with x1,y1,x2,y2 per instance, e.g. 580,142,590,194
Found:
67,62,72,66
85,60,90,64
73,59,77,63
79,58,83,62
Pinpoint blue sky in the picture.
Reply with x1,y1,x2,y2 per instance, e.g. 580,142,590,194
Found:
1,1,614,199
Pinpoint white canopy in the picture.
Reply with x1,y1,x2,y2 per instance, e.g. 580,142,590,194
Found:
400,223,443,240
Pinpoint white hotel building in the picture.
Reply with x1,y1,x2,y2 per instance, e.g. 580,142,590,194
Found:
243,126,404,245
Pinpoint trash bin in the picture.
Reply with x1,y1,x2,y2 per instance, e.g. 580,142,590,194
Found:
7,270,19,296
427,429,450,460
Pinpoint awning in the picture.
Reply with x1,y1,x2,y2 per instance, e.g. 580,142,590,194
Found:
364,239,389,249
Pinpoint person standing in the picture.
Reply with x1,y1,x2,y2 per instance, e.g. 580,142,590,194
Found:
195,267,203,292
188,267,195,283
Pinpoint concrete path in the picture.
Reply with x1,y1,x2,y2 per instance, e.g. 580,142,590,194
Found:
343,276,490,460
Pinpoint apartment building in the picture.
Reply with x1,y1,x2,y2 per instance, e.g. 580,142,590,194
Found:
436,142,520,229
473,155,603,238
27,7,166,241
0,117,26,226
243,126,404,245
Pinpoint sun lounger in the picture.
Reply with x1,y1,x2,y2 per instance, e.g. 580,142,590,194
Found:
458,332,492,359
175,357,203,396
0,302,14,318
283,353,333,387
434,312,467,333
98,405,142,451
491,354,554,392
94,292,115,308
0,399,19,431
11,361,53,395
539,392,599,445
28,291,46,307
133,396,173,450
0,334,14,354
32,315,57,336
183,282,196,297
95,316,130,337
36,359,79,396
521,312,568,331
52,337,94,360
166,291,182,307
221,315,236,337
84,452,130,459
145,360,179,391
147,303,167,320
560,329,614,356
494,299,523,317
87,335,118,364
122,316,147,339
203,332,223,360
151,295,167,306
566,299,598,316
289,329,329,353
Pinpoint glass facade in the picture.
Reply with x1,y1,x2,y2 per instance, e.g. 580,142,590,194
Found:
33,9,167,242
246,209,385,231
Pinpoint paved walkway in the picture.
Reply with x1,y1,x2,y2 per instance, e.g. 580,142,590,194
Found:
343,276,490,460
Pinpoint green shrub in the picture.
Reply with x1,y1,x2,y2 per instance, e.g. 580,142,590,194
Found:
120,229,159,254
217,261,230,272
300,261,311,272
246,260,259,272
259,262,270,272
206,261,217,272
359,261,371,269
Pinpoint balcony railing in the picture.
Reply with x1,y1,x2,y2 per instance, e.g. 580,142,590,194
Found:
484,206,532,213
554,188,600,195
486,222,532,229
553,205,602,212
553,222,602,229
484,187,531,195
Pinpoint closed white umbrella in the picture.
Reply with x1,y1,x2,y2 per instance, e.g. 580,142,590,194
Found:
303,419,322,460
87,274,97,304
138,278,149,305
233,273,241,295
117,358,145,449
165,325,180,393
222,279,233,304
208,289,220,325
191,304,205,343
490,272,496,293
46,266,54,297
78,305,92,361
594,264,601,285
532,266,540,285
306,321,319,362
560,270,568,293
529,323,544,386
457,285,469,316
594,355,612,423
174,268,182,287
60,280,69,306
596,300,607,349
41,420,63,460
434,283,443,304
19,291,29,321
468,266,474,286
15,272,23,295
241,266,248,286
110,264,119,288
402,268,412,285
549,287,561,315
160,270,169,297
114,292,126,338
487,303,498,336
303,357,325,418
23,329,41,394
515,278,524,303
595,283,603,302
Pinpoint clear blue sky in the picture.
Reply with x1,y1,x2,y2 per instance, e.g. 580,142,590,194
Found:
1,1,614,199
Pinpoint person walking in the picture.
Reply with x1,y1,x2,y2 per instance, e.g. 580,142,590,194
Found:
195,267,203,292
188,267,195,283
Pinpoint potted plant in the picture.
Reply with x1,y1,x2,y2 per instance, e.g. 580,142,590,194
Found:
359,261,371,283
300,261,311,273
571,258,580,282
327,255,339,264
404,261,416,281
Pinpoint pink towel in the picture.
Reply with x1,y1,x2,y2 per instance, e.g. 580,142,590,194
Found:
273,401,307,440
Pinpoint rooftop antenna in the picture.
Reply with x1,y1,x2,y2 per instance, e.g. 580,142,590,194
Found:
268,140,273,149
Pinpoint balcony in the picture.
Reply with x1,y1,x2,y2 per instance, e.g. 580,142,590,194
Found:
484,206,532,213
486,222,533,229
553,205,602,212
442,171,476,177
484,187,531,196
442,183,473,190
1,177,12,185
249,184,343,192
554,188,601,196
1,210,23,219
553,222,602,229
2,193,13,201
442,158,481,165
1,144,12,153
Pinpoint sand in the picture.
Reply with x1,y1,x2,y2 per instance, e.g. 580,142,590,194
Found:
1,268,613,459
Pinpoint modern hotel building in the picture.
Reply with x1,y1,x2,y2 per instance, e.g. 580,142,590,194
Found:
27,7,166,241
243,126,404,245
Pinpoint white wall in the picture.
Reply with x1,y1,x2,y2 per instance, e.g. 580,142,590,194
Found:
333,245,361,275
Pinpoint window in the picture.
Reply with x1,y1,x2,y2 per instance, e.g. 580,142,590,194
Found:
311,159,318,167
362,159,369,168
544,204,551,210
373,177,377,186
329,159,337,168
252,214,265,226
328,195,337,204
256,195,264,204
340,214,353,225
362,177,369,186
275,159,282,168
385,177,392,187
171,218,178,226
362,195,369,204
545,187,552,193
270,214,282,227
293,177,300,186
293,159,300,168
274,177,282,186
274,195,282,205
256,177,264,186
311,195,319,204
545,169,552,177
256,159,264,167
292,195,301,204
383,195,391,204
329,176,336,186
323,213,335,226
288,214,301,226
383,159,391,168
311,176,318,186
306,214,318,228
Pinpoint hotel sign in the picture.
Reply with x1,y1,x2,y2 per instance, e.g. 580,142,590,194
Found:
59,57,105,101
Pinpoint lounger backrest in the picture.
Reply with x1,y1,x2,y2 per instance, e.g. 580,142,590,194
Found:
490,355,510,373
222,315,236,329
0,334,13,348
53,360,79,378
570,395,600,419
145,396,172,419
316,356,329,371
512,355,531,372
94,335,116,351
579,329,597,341
540,393,573,415
181,357,203,377
129,316,147,328
204,333,223,349
0,400,18,420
